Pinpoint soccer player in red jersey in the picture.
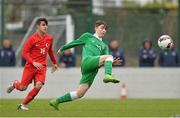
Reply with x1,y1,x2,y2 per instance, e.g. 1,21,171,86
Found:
6,18,58,110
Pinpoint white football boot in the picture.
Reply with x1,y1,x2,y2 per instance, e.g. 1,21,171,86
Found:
17,104,29,110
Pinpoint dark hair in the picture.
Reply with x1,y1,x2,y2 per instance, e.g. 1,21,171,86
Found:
95,20,107,30
36,18,48,25
143,39,152,47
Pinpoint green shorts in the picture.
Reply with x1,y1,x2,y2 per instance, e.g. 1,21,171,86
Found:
80,56,100,86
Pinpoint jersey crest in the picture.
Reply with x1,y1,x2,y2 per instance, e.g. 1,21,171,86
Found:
46,43,49,47
95,45,104,51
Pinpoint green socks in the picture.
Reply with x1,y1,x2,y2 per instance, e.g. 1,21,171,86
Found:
56,91,78,104
104,61,112,75
56,93,72,104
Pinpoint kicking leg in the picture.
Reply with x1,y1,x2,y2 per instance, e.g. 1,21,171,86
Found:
99,55,120,83
50,84,89,110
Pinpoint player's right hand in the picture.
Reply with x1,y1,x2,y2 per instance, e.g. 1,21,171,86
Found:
57,49,62,56
32,62,44,70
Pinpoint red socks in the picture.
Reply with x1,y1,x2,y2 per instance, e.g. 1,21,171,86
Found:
13,80,41,105
22,87,40,105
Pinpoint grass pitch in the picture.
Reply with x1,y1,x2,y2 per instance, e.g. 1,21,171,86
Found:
0,99,180,117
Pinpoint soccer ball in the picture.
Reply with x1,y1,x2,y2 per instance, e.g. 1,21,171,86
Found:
158,35,173,50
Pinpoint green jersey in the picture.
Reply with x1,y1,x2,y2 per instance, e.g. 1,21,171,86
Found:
60,32,109,62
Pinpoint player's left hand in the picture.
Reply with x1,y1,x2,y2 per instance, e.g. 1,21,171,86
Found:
51,64,58,73
113,57,123,65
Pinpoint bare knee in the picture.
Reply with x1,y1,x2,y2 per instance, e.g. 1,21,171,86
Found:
35,81,43,89
99,55,113,66
104,55,113,60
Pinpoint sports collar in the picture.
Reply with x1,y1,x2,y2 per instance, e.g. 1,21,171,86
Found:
93,33,102,41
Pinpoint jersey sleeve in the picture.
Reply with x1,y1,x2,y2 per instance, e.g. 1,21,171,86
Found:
59,33,89,52
48,38,57,64
22,36,34,64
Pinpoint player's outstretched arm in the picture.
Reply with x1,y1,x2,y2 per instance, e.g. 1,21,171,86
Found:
58,33,89,53
48,41,57,64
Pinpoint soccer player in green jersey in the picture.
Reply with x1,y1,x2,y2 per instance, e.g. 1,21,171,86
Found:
50,20,122,110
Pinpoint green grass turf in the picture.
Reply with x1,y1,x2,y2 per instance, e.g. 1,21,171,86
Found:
0,99,180,117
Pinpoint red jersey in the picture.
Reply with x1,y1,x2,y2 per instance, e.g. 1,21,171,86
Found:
22,33,57,66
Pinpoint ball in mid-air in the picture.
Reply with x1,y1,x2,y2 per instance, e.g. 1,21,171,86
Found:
158,35,173,50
